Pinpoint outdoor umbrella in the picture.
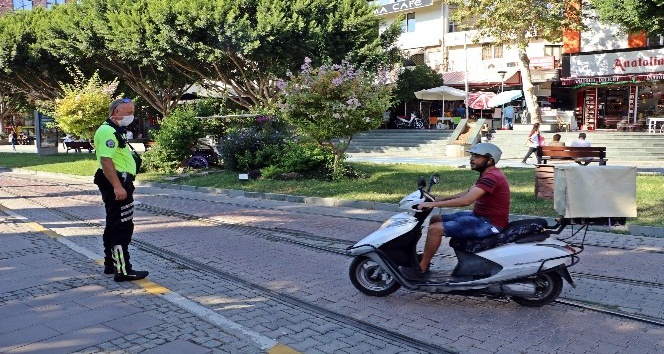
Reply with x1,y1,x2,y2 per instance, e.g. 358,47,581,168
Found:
467,91,496,110
414,85,467,101
488,90,523,108
415,85,467,123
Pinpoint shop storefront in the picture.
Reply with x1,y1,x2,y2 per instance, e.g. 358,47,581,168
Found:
561,47,664,131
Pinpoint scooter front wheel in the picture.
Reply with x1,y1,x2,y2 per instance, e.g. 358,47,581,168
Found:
349,256,401,297
511,272,563,307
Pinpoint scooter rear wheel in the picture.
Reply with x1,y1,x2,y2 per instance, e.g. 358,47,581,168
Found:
511,272,563,307
349,256,401,297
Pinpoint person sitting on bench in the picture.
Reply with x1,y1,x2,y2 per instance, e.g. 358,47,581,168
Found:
570,133,591,147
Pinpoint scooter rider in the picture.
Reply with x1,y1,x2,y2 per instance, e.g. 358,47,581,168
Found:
415,143,510,273
94,98,148,282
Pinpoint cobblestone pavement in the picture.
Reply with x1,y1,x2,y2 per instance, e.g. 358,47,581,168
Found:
1,170,663,354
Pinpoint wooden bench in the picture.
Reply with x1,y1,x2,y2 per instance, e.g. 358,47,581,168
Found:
143,141,156,151
534,146,608,199
64,141,94,153
537,146,607,166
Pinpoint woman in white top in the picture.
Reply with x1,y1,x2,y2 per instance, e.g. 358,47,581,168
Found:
521,123,542,164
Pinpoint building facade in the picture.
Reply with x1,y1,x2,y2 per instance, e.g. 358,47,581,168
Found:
0,0,69,14
561,8,664,131
375,0,563,124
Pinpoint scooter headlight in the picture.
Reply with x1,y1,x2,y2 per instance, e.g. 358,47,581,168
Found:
379,218,415,230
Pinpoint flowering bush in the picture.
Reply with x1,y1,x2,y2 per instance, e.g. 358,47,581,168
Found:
279,58,393,177
44,70,118,139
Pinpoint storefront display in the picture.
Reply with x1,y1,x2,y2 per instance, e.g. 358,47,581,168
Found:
583,89,597,130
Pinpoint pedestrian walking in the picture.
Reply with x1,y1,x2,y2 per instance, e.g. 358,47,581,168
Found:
93,98,148,282
9,130,17,151
522,123,543,164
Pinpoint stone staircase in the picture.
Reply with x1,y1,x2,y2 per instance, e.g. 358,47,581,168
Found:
346,126,664,163
490,128,664,162
346,129,453,154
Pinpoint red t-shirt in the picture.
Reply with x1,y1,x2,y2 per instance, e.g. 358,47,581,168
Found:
473,168,510,229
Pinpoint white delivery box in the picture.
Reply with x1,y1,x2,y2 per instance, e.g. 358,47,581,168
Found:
553,165,637,218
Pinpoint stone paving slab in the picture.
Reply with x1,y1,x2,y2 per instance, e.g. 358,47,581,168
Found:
0,210,283,354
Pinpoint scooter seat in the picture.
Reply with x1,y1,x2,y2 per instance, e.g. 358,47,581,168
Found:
449,218,548,253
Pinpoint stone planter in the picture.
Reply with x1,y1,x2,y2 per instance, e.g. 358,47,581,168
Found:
446,144,471,157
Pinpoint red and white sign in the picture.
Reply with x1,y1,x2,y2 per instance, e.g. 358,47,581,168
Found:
561,72,664,85
529,56,555,70
569,48,664,78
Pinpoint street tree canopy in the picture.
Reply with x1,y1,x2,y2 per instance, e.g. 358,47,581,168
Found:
393,64,445,114
0,9,69,101
448,0,584,122
590,0,664,34
166,0,401,110
37,0,192,117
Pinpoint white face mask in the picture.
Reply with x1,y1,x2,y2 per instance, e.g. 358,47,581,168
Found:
118,115,134,127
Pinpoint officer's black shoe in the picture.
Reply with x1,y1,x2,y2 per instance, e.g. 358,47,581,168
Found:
103,267,114,275
114,270,149,282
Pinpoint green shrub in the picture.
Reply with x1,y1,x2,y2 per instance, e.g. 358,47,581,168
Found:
259,165,284,179
218,118,290,171
278,141,334,177
141,107,204,172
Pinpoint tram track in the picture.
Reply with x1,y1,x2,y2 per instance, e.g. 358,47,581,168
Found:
3,174,664,328
3,173,662,251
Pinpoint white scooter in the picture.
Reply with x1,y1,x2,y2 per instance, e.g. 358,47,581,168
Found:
347,174,584,307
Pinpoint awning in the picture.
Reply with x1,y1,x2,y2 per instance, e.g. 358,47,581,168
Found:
561,72,664,86
442,68,521,86
487,90,523,108
414,85,466,101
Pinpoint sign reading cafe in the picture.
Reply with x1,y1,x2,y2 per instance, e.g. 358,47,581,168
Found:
374,0,434,15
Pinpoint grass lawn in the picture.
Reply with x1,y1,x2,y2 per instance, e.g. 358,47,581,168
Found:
2,153,663,227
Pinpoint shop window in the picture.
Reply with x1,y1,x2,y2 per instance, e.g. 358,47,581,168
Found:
647,33,664,47
402,13,415,33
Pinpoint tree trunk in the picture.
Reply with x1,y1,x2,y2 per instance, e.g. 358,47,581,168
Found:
518,48,540,124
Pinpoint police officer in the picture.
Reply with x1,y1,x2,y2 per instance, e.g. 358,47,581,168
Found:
94,98,148,282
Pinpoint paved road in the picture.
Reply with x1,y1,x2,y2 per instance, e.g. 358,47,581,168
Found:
1,170,663,353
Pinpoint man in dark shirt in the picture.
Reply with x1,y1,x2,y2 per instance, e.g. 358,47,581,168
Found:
454,104,466,118
416,143,510,273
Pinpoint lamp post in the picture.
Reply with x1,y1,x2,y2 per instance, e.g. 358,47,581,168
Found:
497,70,507,129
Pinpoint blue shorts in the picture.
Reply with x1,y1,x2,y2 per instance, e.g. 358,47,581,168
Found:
441,211,500,239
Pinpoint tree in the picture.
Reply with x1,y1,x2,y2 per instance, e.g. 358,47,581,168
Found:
448,0,584,122
279,59,393,177
590,0,664,34
166,0,401,110
392,64,445,116
37,0,192,117
0,83,24,130
0,9,70,101
46,71,119,140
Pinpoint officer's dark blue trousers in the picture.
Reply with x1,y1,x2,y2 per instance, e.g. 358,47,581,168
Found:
94,169,135,273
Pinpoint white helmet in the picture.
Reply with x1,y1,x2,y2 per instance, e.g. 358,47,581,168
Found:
467,143,502,164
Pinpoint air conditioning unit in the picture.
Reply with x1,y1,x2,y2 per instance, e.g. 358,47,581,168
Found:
506,62,519,68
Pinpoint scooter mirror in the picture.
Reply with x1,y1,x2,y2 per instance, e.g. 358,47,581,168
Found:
417,176,426,189
430,174,440,185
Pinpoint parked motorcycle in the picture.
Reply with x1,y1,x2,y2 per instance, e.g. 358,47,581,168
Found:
395,114,425,129
347,174,584,307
